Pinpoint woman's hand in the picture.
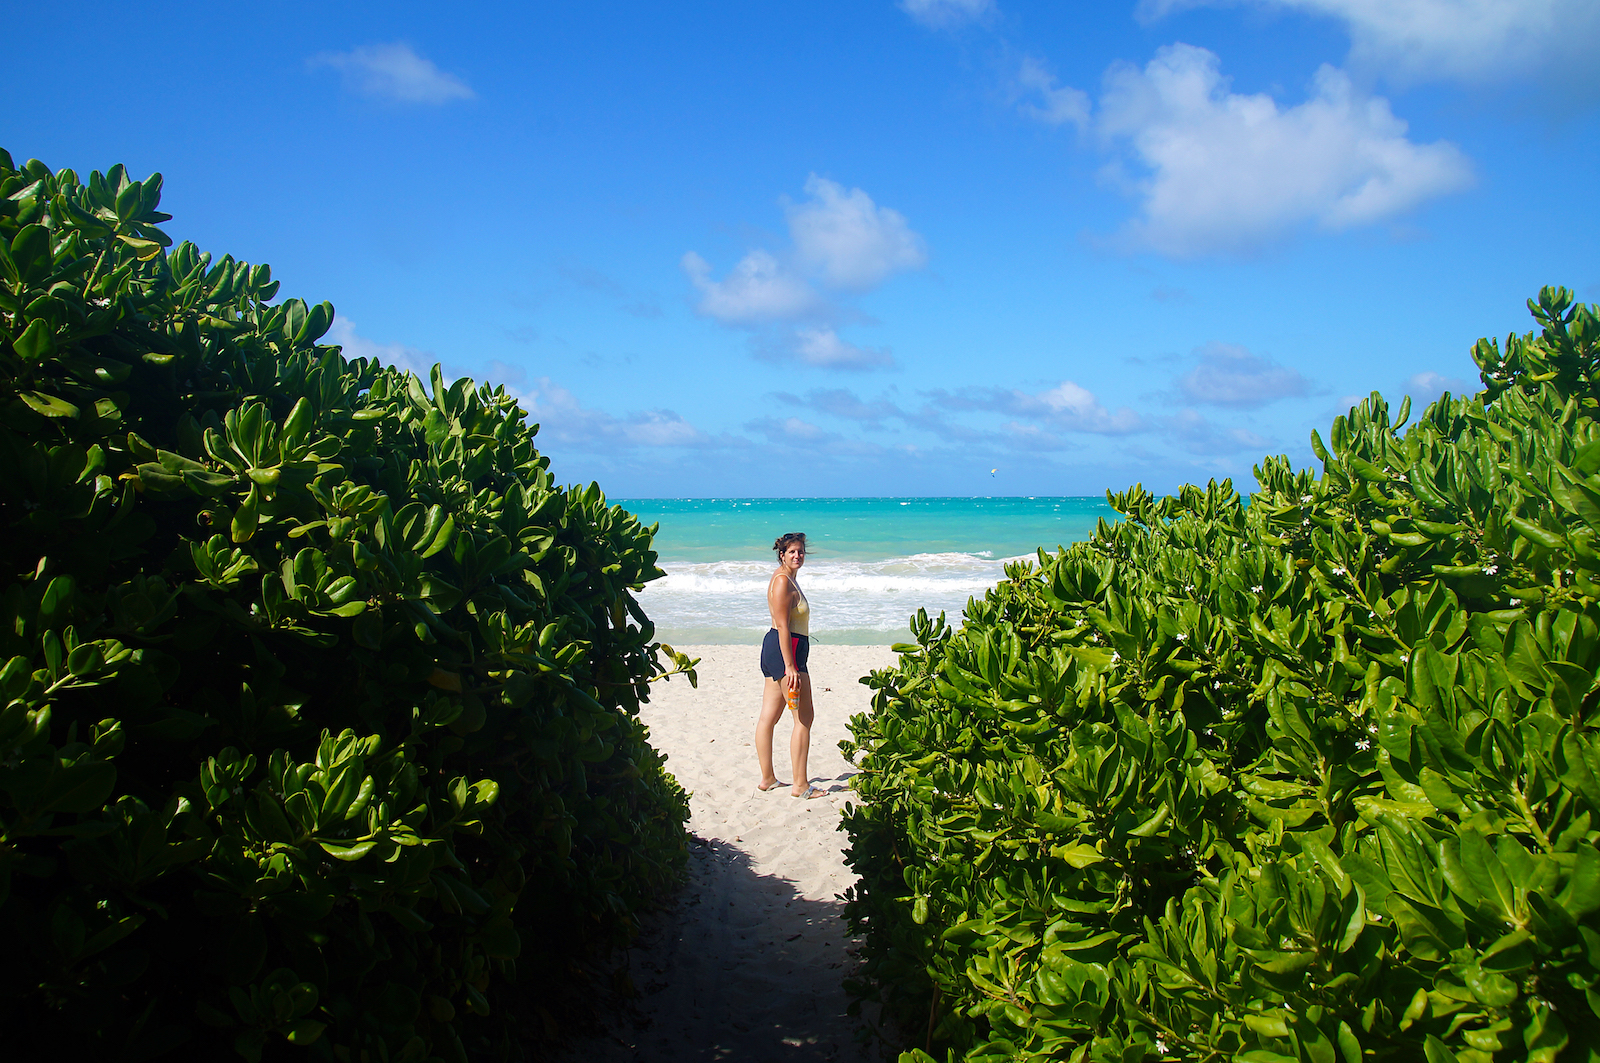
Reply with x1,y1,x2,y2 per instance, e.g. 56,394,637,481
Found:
785,665,800,692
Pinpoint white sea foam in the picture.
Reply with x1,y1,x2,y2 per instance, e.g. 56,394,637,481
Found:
636,552,1027,641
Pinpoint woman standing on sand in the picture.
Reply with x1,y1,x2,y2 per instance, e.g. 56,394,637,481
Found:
755,532,825,799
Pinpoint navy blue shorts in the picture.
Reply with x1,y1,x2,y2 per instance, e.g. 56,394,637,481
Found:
760,629,809,680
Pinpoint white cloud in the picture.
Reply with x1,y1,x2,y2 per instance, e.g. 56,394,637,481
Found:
1136,0,1600,88
785,176,928,291
783,388,904,423
932,381,1146,434
1016,57,1091,128
1000,422,1069,450
623,410,708,447
1092,45,1472,256
308,42,474,104
1168,409,1273,454
1178,342,1310,407
747,416,833,443
684,176,926,320
683,176,925,369
744,415,889,456
516,379,613,444
791,327,895,370
328,319,438,377
518,377,712,449
682,250,820,325
1404,370,1473,398
1036,381,1147,433
900,0,996,29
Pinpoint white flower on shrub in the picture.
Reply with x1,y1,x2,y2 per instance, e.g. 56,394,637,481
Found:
1483,564,1499,574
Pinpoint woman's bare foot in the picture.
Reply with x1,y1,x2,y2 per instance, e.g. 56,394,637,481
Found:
757,777,784,792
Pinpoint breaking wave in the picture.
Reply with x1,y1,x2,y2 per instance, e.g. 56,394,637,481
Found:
635,552,1029,642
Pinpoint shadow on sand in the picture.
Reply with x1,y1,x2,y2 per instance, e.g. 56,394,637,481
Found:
554,807,889,1062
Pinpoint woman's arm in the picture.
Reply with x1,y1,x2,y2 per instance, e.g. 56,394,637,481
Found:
768,573,799,689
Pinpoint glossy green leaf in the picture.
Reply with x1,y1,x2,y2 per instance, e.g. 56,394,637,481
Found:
19,388,77,417
232,482,260,542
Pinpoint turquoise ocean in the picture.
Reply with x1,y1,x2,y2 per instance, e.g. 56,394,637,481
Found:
613,497,1115,645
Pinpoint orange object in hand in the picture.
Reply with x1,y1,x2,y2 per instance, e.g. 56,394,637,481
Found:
785,686,798,712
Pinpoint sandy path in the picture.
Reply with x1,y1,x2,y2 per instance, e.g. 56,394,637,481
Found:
562,643,899,1062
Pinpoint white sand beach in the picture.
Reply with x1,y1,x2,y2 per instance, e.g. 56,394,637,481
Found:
562,642,900,1062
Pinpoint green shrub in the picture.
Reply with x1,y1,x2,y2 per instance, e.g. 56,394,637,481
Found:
0,151,694,1061
842,287,1600,1063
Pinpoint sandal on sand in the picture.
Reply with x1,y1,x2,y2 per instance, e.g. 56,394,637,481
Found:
793,786,827,800
757,780,785,792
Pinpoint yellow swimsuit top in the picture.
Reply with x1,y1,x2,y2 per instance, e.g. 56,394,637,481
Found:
787,578,810,637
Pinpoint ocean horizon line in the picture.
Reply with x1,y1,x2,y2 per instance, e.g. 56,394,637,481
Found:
612,493,1111,501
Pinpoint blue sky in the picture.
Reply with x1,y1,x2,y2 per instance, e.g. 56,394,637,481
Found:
9,0,1598,497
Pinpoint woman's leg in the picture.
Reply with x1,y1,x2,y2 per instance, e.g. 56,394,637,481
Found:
754,677,785,789
790,673,816,797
